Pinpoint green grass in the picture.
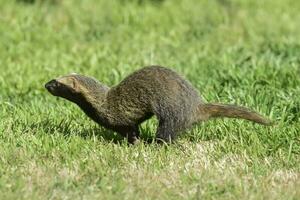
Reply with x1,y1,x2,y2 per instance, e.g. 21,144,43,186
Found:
0,0,300,199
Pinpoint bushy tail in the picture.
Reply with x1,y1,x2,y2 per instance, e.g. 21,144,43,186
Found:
200,103,273,125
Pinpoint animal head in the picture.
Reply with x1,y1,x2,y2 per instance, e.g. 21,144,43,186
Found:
45,73,109,104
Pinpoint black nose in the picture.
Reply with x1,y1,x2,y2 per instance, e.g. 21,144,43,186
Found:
45,79,58,91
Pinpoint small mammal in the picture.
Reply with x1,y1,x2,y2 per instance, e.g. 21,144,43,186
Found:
45,66,272,144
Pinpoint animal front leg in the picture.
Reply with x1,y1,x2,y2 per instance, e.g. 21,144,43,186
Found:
119,126,140,144
127,132,140,144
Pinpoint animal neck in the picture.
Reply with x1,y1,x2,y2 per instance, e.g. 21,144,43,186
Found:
75,91,111,126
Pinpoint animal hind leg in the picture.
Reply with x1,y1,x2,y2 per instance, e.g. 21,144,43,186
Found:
156,119,180,143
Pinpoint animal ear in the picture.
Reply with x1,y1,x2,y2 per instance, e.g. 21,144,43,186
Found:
69,77,80,92
57,76,80,92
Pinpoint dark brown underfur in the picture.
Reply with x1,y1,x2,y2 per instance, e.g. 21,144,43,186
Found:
45,66,272,144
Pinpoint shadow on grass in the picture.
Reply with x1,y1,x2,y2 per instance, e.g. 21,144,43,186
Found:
28,118,156,144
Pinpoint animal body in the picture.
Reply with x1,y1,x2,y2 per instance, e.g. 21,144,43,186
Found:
45,66,272,144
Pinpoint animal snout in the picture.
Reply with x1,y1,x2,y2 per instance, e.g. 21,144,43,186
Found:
45,79,59,92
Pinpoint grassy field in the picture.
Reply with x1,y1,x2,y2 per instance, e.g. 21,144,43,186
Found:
0,0,300,199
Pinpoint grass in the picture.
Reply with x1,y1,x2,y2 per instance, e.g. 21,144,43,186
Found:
0,0,300,199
